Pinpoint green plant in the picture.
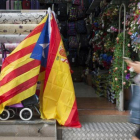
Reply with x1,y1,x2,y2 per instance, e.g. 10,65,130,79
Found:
112,33,131,101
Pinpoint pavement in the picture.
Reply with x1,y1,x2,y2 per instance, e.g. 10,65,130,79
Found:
0,119,56,140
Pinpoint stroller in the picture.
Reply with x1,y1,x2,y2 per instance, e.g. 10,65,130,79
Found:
0,43,40,121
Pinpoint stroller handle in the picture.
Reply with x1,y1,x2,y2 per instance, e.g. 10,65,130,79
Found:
0,43,11,63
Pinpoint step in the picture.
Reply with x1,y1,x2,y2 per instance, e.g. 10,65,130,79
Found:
0,119,56,139
79,115,129,123
57,115,139,140
0,137,55,140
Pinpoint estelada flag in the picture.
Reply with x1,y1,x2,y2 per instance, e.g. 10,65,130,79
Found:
0,14,50,113
0,9,81,128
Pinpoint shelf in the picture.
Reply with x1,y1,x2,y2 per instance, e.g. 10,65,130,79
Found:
0,10,47,13
40,1,71,4
86,0,102,14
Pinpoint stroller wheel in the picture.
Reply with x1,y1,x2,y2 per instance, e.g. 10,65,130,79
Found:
8,109,15,119
0,109,10,121
19,108,33,121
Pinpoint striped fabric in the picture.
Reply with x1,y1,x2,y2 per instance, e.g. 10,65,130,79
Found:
0,14,49,113
0,11,81,128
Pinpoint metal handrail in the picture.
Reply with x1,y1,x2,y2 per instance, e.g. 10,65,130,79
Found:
118,3,126,111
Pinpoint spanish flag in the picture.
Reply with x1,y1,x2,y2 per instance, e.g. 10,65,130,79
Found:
0,9,81,128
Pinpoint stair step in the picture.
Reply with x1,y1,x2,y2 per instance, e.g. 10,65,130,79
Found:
57,115,135,140
79,115,129,123
0,119,56,138
0,137,55,140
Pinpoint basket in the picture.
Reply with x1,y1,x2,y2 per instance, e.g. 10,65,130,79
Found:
22,95,38,107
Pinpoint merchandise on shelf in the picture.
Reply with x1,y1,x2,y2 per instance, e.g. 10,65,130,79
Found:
0,24,37,35
0,12,46,24
0,35,27,43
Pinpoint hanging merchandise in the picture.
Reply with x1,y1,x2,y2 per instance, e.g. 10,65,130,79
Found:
80,34,89,48
38,0,54,3
6,0,15,9
76,19,87,34
68,6,77,21
14,0,22,10
72,0,80,5
0,0,6,9
62,38,69,52
60,21,67,38
128,1,140,53
67,22,77,36
68,49,78,67
77,1,85,19
22,0,31,9
31,0,40,9
69,36,79,49
57,3,67,21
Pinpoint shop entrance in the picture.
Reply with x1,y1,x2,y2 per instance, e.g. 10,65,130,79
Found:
71,66,121,116
75,83,116,115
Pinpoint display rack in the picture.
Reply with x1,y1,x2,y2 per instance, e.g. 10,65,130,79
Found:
0,10,47,66
0,10,47,13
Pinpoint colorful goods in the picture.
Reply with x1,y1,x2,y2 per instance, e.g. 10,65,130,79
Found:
0,10,81,128
69,36,79,48
68,7,77,21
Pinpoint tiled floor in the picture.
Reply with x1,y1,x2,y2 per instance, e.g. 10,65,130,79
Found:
77,97,129,116
77,97,116,110
74,82,98,97
75,82,129,116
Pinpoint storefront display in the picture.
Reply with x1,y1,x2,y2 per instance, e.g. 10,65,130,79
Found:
0,35,27,43
0,12,46,24
0,0,139,117
0,24,37,34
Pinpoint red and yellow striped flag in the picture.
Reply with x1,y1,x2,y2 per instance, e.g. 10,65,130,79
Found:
0,14,49,113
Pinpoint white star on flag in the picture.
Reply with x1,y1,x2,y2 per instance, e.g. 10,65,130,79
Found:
39,43,49,58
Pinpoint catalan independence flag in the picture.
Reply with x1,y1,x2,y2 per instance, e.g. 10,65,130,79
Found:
0,10,81,128
0,14,50,112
